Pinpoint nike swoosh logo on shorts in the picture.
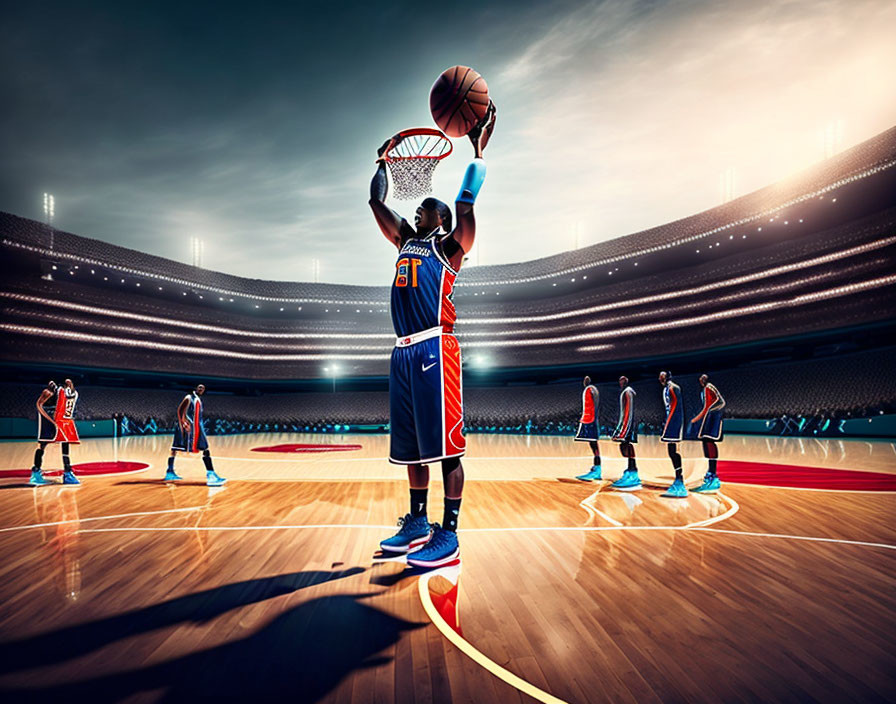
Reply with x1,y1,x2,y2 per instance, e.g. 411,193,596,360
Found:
422,362,437,372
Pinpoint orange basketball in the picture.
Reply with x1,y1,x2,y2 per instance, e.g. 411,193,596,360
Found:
429,66,490,138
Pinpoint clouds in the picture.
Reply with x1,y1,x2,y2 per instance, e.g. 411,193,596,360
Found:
1,0,895,284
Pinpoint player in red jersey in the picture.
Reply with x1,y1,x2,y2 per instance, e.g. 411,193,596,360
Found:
30,378,81,486
574,376,602,481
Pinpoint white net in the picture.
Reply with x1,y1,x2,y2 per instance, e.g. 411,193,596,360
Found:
385,130,452,200
387,159,440,200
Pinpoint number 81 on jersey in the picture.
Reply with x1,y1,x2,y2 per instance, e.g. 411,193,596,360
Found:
395,257,422,288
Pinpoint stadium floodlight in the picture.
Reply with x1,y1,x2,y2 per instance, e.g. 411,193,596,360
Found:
323,363,340,392
43,193,55,250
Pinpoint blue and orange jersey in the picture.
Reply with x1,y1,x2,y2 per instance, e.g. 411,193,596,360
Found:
53,388,78,422
390,235,458,338
663,381,681,420
615,386,636,437
580,385,598,423
183,392,203,426
696,383,725,420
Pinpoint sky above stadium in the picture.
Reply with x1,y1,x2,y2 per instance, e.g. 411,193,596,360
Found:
1,0,894,286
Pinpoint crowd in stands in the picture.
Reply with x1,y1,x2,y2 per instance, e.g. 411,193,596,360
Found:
2,346,893,438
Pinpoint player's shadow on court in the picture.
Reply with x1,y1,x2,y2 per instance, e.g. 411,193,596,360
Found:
0,567,364,675
0,592,422,704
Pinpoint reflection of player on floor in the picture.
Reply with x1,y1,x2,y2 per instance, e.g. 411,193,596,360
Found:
370,108,495,568
166,384,227,487
30,379,81,486
658,371,687,498
611,376,641,490
574,376,602,481
691,374,726,493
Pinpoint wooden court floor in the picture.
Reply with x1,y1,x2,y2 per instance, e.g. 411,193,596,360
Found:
0,433,894,703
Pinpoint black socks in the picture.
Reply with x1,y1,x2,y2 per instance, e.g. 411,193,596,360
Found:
167,456,175,471
443,497,462,532
32,447,45,471
708,458,718,477
410,488,428,518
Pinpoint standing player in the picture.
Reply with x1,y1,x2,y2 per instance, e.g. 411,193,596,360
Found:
611,376,641,490
370,106,495,568
574,376,602,481
166,384,227,487
658,371,687,498
30,379,81,486
691,374,726,493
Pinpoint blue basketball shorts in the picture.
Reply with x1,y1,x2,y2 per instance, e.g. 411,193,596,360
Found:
389,329,465,464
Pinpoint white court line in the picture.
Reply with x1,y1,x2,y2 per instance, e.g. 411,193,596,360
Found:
81,524,396,534
692,527,896,551
215,455,707,463
579,487,624,527
418,570,567,704
69,523,896,551
0,505,207,534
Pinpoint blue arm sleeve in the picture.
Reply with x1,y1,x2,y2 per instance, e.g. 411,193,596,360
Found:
456,158,486,205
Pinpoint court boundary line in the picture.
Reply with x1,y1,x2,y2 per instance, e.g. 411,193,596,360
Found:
63,523,896,551
417,570,568,704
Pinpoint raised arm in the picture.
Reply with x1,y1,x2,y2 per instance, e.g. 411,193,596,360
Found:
369,137,414,249
443,102,496,270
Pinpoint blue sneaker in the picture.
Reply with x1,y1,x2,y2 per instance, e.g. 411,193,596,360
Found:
62,470,81,486
693,473,721,494
611,469,642,491
206,472,227,487
576,465,602,482
164,470,182,481
28,469,52,486
379,514,431,553
661,477,688,498
406,524,460,568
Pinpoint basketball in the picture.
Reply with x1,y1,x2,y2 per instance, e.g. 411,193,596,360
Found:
429,66,490,138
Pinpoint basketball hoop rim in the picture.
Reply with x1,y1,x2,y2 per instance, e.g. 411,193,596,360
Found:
385,128,453,162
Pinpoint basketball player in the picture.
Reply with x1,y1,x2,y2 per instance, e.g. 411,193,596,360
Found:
30,379,81,486
691,374,726,493
658,371,687,498
574,376,602,481
611,376,641,490
370,104,496,568
166,384,227,487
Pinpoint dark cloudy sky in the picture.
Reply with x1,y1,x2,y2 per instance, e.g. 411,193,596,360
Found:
2,0,894,285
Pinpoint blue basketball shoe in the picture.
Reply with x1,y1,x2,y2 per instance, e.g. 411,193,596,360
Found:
206,471,227,487
693,473,721,494
164,469,182,481
611,469,642,491
406,524,460,568
379,514,431,554
661,477,688,498
576,465,602,482
28,469,52,486
62,470,81,485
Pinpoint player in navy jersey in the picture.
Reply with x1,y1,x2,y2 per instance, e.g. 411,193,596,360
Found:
166,384,227,487
610,376,641,490
370,106,496,568
30,379,81,486
658,371,687,498
691,374,726,493
574,376,602,481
